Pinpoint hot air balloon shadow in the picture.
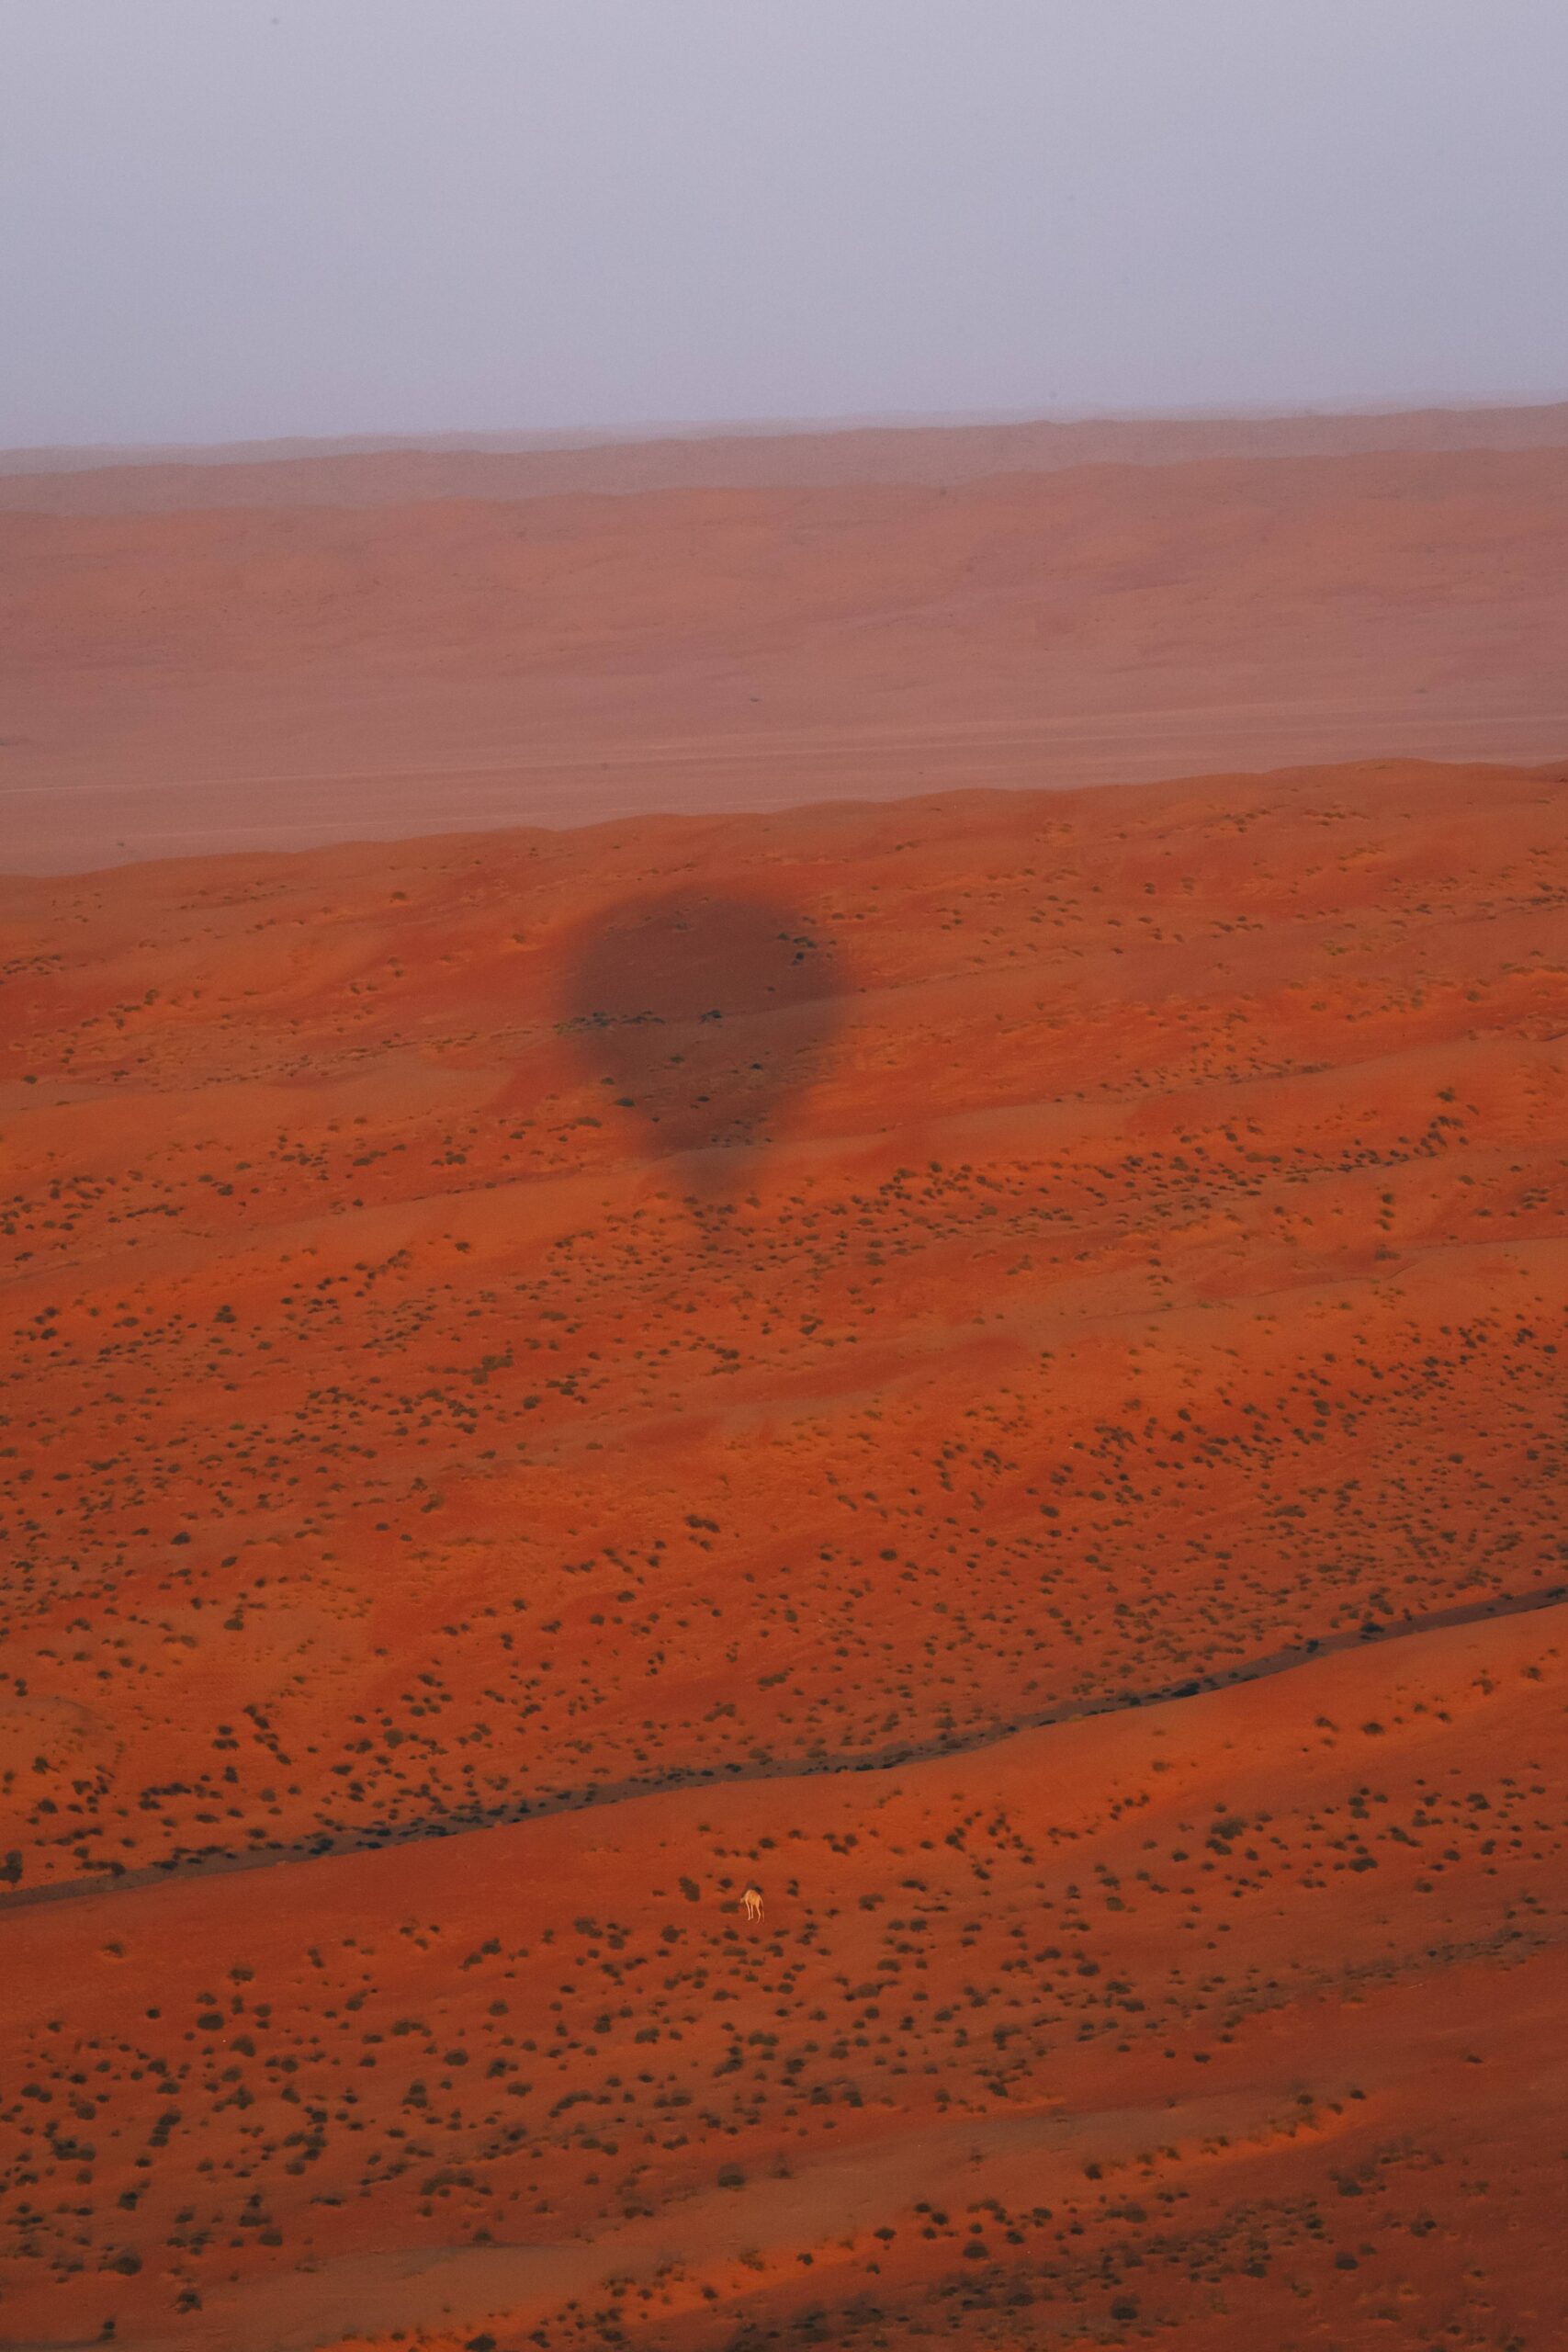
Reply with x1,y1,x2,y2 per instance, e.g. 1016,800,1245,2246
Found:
558,888,844,1242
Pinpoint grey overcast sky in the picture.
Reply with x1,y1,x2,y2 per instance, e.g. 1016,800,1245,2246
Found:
3,0,1566,451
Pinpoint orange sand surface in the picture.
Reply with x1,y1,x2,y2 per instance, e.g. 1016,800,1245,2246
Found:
1,757,1565,2348
3,408,1567,872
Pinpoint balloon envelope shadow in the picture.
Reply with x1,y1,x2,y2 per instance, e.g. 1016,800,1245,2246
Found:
558,888,844,1218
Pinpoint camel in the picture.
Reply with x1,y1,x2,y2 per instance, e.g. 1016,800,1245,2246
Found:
741,1883,763,1922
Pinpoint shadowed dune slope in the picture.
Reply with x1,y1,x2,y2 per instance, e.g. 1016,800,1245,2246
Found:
3,430,1568,869
0,757,1565,2351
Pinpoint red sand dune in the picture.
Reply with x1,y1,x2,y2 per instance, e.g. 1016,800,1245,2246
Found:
3,407,1567,872
1,756,1565,2350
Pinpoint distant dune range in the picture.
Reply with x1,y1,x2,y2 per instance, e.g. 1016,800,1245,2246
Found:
1,758,1565,2349
3,401,1567,871
7,397,1568,503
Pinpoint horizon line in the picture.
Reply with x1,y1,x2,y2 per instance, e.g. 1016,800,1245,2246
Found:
6,386,1568,477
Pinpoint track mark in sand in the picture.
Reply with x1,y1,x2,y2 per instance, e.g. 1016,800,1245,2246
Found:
4,1577,1562,1918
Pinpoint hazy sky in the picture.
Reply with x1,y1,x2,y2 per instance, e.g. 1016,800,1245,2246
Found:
4,1,1566,450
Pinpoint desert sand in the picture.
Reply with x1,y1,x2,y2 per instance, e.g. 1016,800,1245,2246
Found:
1,754,1564,2350
3,403,1568,872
